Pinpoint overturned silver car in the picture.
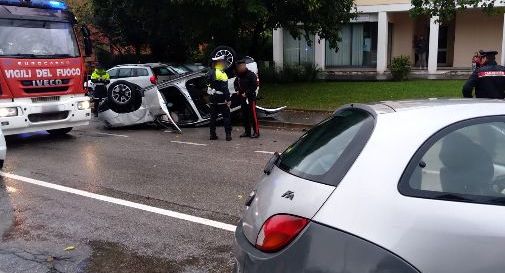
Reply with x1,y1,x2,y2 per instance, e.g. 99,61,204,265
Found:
97,58,285,132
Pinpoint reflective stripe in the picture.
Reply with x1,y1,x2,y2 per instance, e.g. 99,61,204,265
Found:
478,71,505,78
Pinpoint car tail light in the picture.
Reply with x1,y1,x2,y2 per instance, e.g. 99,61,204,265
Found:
150,75,158,85
255,214,309,253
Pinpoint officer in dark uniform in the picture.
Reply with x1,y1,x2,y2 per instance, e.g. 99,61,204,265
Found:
463,50,505,99
208,56,232,141
234,59,260,138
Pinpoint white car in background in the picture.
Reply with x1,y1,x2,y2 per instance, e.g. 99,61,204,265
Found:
87,63,176,92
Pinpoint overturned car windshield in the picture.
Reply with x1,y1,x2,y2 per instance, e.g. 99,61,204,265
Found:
278,108,375,186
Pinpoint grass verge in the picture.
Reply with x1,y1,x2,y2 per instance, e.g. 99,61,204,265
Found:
260,80,465,111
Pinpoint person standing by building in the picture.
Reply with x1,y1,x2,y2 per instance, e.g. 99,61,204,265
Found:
235,59,260,138
207,56,232,141
463,50,505,99
415,36,428,69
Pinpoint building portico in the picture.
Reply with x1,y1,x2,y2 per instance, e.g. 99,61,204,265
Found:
272,1,505,77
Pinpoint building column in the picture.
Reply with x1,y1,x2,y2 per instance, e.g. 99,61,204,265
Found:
428,17,439,74
314,34,326,70
501,13,505,65
377,11,389,74
273,28,284,69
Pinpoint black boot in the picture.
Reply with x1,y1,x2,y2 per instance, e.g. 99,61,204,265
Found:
226,134,232,141
210,135,218,141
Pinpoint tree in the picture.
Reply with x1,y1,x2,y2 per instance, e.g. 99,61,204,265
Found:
87,0,357,62
411,0,505,22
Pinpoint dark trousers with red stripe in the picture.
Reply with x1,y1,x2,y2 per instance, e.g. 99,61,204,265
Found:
241,99,260,136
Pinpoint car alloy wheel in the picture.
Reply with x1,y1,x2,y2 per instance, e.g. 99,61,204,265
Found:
111,83,132,105
214,49,234,69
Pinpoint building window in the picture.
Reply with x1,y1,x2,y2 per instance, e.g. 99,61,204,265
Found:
325,23,378,68
283,32,315,66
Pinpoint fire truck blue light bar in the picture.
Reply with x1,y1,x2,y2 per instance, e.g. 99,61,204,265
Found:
0,0,68,10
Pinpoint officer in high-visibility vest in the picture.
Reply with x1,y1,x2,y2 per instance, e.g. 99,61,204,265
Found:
90,63,110,116
207,56,232,141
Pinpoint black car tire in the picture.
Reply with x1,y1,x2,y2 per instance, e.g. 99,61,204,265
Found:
210,46,237,72
47,127,73,135
107,81,143,114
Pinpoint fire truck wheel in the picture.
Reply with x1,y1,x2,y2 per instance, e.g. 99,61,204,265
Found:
47,127,73,135
107,81,142,114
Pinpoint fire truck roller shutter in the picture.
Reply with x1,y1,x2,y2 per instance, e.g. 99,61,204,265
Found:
106,80,143,114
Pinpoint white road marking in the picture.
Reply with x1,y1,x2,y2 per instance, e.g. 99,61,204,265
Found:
0,172,236,232
171,141,207,146
96,132,129,138
255,151,275,155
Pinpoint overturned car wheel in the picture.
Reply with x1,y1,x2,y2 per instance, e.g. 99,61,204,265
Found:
107,81,142,114
211,46,237,71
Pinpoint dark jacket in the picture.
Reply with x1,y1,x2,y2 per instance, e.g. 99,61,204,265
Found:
463,61,505,99
234,70,258,101
208,68,230,103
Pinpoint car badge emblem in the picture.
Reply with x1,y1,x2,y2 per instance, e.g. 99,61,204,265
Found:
282,191,295,200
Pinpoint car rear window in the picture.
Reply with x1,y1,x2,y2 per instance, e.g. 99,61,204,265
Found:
118,68,133,78
134,68,149,77
108,69,119,79
277,108,375,186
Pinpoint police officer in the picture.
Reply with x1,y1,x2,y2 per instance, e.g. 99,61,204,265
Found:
90,62,110,116
234,59,260,138
208,56,232,141
463,50,505,99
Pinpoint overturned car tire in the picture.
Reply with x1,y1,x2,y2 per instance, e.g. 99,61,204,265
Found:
211,46,237,71
107,81,143,114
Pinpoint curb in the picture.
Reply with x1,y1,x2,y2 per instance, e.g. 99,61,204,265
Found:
260,120,314,130
283,108,333,114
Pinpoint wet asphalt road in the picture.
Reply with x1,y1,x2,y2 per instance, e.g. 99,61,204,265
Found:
0,120,303,273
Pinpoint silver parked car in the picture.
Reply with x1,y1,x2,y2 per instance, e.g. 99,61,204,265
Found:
234,99,505,273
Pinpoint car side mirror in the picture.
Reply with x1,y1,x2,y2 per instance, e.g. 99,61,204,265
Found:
83,38,93,57
81,26,93,57
264,152,281,175
81,25,91,37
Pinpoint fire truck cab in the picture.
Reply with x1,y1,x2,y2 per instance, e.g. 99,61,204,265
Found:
0,0,91,136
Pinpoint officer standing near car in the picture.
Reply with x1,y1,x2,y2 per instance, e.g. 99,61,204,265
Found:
235,59,260,138
208,56,232,141
90,62,110,116
463,50,505,99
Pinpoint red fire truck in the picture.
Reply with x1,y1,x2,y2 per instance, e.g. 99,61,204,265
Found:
0,0,92,135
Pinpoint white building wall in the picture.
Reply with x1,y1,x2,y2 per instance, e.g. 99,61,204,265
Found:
272,28,283,69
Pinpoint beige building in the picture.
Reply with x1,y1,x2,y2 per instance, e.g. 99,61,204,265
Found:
272,0,505,75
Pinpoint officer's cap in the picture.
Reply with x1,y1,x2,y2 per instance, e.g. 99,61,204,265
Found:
479,50,499,57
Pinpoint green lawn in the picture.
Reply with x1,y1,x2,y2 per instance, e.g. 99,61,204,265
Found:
260,80,465,111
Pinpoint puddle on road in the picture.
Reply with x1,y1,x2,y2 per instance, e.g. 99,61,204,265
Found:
83,241,233,273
